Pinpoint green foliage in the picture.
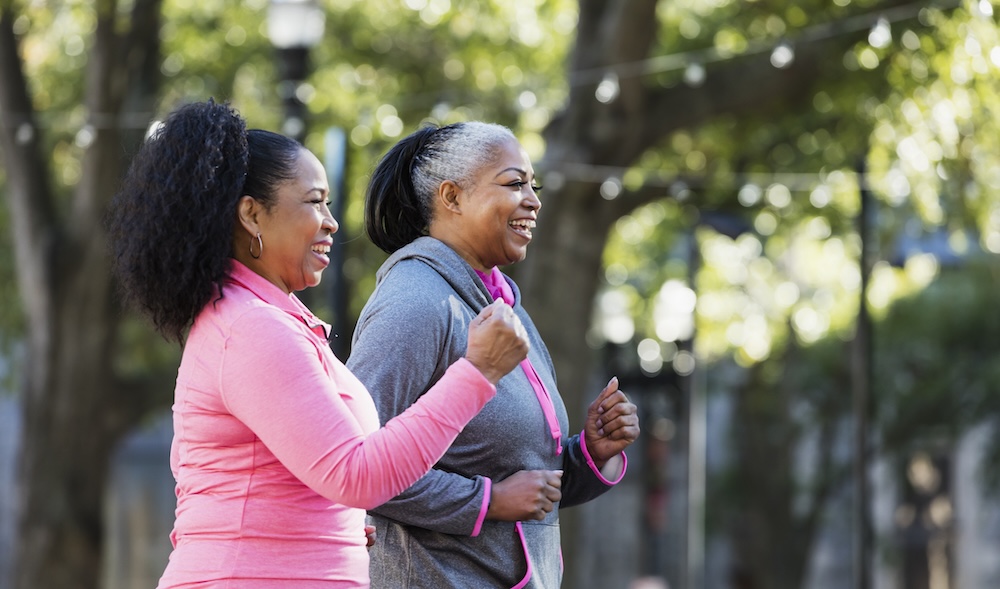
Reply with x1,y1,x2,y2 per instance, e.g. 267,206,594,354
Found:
876,257,1000,453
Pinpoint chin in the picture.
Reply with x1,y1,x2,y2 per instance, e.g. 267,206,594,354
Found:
508,251,529,265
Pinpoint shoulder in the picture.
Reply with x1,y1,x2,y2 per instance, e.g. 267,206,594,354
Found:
196,285,312,350
365,257,463,317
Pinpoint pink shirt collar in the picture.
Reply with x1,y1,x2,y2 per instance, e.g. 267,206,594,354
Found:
226,259,331,340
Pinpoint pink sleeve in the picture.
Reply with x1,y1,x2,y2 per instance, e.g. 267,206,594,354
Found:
220,310,495,510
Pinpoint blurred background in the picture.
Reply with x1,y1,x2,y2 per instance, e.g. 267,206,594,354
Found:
3,0,1000,588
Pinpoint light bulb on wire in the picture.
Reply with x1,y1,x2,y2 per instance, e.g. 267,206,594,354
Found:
770,41,795,69
868,16,892,49
684,62,706,87
595,72,620,104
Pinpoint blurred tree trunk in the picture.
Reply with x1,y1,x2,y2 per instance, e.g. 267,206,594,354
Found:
726,347,845,589
515,0,901,586
0,1,164,588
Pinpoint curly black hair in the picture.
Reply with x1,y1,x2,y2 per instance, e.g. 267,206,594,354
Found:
106,99,300,343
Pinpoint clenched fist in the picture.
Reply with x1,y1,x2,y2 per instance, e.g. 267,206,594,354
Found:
465,299,530,384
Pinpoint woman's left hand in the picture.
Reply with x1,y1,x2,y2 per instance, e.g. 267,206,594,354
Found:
584,377,639,466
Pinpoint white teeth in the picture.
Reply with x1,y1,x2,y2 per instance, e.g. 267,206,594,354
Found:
312,245,331,254
509,219,536,228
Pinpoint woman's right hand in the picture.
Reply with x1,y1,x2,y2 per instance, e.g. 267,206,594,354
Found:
487,469,563,521
465,299,530,384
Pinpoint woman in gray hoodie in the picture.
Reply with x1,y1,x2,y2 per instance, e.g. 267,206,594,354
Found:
348,122,639,588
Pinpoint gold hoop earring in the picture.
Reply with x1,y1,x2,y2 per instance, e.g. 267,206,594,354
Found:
249,232,263,259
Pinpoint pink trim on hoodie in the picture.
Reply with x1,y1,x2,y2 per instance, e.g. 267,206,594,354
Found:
477,268,562,456
510,521,534,589
471,477,492,537
580,429,628,485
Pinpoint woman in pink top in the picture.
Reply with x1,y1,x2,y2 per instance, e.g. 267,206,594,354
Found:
106,100,529,588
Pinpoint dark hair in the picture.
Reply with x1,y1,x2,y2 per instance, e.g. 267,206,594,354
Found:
106,99,301,342
364,121,516,254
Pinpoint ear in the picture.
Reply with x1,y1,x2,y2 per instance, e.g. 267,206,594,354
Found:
436,180,464,215
236,195,264,234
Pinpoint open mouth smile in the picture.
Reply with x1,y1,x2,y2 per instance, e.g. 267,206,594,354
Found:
509,219,535,239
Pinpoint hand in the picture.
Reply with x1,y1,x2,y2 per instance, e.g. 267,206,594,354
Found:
584,377,640,467
465,299,530,384
487,469,563,522
365,524,376,549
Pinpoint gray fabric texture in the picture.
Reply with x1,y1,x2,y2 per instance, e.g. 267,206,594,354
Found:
347,236,617,588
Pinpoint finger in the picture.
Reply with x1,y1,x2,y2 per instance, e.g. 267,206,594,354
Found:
596,395,633,424
602,419,641,442
608,423,641,443
474,299,506,324
590,377,620,413
597,391,634,420
598,410,639,437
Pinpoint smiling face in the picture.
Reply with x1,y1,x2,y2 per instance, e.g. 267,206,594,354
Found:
236,147,338,293
431,137,542,271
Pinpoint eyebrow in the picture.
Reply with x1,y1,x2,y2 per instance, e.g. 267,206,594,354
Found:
494,167,529,178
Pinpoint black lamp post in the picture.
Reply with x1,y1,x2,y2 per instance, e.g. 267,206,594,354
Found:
266,0,325,144
267,0,329,315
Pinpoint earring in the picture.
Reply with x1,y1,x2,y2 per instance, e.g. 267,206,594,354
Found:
249,232,263,259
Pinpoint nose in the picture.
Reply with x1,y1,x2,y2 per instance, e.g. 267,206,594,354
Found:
323,205,339,234
525,186,541,212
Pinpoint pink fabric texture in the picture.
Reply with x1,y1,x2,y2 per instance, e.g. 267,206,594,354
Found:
157,261,495,589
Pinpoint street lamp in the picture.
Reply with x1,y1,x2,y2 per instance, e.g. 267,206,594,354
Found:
266,0,325,142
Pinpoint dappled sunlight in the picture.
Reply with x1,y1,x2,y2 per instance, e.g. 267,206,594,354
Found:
595,288,637,345
653,280,695,343
868,254,941,315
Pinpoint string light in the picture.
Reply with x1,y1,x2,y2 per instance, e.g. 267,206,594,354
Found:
15,123,33,145
1,0,967,147
595,72,620,103
770,41,795,69
600,177,623,200
868,16,892,49
572,0,961,87
683,62,706,87
535,163,871,197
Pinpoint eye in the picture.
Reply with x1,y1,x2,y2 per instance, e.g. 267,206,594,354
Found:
505,180,542,193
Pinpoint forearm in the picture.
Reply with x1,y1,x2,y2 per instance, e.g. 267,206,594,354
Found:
369,470,492,536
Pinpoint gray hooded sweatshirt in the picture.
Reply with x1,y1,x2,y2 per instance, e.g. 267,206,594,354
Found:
347,237,622,588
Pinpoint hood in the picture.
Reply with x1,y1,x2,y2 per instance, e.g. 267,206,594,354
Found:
375,236,520,313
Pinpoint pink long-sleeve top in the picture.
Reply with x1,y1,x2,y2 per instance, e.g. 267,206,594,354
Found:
156,261,496,589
